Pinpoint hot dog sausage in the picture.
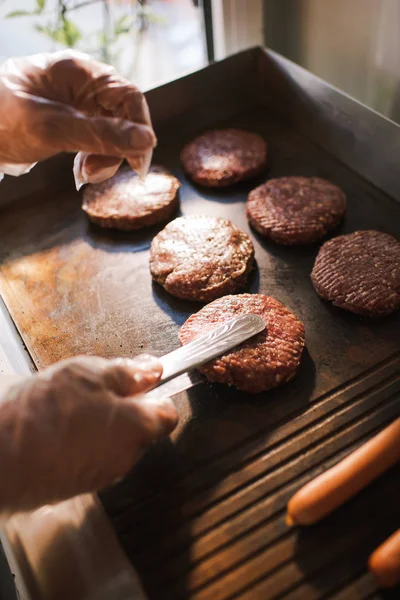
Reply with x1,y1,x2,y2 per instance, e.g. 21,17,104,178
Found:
369,529,400,588
286,418,400,526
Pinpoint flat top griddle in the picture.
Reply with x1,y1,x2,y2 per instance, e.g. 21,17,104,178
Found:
0,48,399,599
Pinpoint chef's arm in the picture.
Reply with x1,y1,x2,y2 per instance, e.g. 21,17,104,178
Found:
0,356,177,517
0,51,155,189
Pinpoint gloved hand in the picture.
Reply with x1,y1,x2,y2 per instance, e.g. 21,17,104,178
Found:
0,50,156,189
0,355,177,517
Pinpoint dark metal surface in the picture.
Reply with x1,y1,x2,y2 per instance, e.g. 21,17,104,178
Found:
0,48,399,599
0,545,17,600
201,0,214,63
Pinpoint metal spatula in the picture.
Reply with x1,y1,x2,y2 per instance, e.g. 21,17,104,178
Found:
148,314,265,398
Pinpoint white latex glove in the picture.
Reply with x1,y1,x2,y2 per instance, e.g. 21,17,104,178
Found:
0,355,177,517
0,50,155,189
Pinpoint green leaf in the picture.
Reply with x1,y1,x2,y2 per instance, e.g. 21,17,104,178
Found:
98,31,108,46
144,11,167,25
35,24,59,41
6,10,33,18
114,14,132,36
63,19,82,46
36,0,46,11
35,20,82,47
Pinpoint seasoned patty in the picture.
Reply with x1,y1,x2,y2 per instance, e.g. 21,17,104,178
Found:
311,230,400,317
247,176,346,244
180,128,267,188
149,215,255,302
82,165,180,230
179,294,305,393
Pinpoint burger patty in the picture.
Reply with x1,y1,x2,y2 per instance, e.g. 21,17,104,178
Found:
311,230,400,317
149,215,255,302
247,176,346,244
82,165,180,230
180,128,267,188
179,294,305,393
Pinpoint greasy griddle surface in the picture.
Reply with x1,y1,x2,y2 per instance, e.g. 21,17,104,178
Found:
0,108,399,599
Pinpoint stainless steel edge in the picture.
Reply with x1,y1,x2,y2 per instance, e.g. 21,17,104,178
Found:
0,297,35,377
145,372,204,404
0,298,37,600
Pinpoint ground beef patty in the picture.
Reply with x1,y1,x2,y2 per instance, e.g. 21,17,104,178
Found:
180,128,267,187
179,294,305,393
150,215,255,302
311,230,400,317
247,176,346,244
82,165,180,230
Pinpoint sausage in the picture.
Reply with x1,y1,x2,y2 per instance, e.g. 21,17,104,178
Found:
369,529,400,588
286,418,400,526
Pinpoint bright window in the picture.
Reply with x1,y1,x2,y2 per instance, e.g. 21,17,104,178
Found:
0,0,208,90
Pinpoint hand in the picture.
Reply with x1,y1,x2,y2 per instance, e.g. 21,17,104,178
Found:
0,51,156,189
0,355,177,516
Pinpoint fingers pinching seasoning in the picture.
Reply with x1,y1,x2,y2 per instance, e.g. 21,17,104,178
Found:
0,51,155,188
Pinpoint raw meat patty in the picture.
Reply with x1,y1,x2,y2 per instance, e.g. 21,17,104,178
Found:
180,128,267,187
247,176,346,244
311,230,400,317
179,294,305,393
82,165,180,230
150,215,255,302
